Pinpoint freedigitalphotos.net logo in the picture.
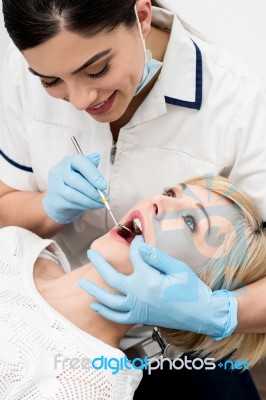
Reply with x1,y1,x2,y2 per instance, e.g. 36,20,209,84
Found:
54,354,250,375
148,356,250,373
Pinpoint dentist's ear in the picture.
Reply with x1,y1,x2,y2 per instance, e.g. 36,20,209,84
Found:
135,0,152,39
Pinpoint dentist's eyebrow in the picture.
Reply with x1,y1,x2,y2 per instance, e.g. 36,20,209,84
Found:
28,48,112,79
196,203,211,234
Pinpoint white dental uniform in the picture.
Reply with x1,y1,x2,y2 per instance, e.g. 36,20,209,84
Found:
1,2,266,271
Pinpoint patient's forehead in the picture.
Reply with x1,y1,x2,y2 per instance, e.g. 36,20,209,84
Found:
174,183,232,207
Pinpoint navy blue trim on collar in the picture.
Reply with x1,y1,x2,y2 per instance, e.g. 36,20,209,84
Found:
165,40,203,110
0,150,33,172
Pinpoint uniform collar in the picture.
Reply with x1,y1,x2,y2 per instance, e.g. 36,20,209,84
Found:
153,6,203,110
127,5,203,127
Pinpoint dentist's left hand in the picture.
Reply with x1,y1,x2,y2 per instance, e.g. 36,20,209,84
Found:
42,153,107,224
79,235,237,341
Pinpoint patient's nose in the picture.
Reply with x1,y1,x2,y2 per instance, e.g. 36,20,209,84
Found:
150,194,175,221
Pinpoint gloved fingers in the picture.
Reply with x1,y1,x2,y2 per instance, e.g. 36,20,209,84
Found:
89,152,101,168
130,234,144,247
71,154,107,191
79,280,129,311
60,172,106,205
87,249,128,292
138,243,194,276
129,235,148,273
90,303,132,324
55,183,105,210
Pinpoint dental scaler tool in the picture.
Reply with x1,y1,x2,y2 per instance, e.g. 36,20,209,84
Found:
71,136,132,233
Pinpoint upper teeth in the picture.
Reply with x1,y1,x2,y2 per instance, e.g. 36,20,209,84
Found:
92,99,108,109
132,218,142,234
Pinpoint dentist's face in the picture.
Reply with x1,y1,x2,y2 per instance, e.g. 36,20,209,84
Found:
91,184,239,274
23,26,145,122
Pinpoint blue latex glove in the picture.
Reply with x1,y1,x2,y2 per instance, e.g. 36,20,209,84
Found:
43,153,107,224
79,236,238,341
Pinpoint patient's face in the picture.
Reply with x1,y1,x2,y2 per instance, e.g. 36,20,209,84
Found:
91,184,238,274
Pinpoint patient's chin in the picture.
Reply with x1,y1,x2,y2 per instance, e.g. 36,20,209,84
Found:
90,236,133,275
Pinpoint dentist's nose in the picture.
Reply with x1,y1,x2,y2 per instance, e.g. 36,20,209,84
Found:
68,85,98,110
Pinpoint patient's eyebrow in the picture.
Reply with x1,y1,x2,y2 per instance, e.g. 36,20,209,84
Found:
28,48,112,79
196,203,211,234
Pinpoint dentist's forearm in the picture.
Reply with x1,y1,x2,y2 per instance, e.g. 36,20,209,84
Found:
0,189,62,237
234,277,266,333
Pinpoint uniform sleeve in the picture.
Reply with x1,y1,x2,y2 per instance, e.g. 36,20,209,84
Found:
227,85,266,221
0,43,38,191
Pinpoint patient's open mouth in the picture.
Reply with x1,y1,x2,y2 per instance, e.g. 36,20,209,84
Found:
111,212,144,245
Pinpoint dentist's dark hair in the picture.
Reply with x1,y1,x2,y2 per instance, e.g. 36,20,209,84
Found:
2,0,137,51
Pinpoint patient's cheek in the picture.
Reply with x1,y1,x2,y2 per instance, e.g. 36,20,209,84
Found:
153,221,209,272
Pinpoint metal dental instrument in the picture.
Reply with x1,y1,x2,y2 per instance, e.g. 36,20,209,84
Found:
71,136,132,233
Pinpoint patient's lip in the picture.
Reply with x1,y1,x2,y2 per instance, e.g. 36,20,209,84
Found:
109,210,145,246
110,229,129,246
124,210,145,234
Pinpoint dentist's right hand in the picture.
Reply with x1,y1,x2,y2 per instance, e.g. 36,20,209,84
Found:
42,153,107,224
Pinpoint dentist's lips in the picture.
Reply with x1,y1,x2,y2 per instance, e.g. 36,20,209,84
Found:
110,210,145,246
85,91,117,116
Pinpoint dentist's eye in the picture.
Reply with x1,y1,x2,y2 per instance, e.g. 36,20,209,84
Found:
87,62,111,80
163,187,176,198
183,215,197,232
40,78,61,88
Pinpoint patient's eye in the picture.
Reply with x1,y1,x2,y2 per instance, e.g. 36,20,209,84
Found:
163,187,176,198
183,215,197,232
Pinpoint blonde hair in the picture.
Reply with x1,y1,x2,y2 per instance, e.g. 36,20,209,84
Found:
159,175,266,367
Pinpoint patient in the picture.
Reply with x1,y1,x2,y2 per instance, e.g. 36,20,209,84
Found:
0,175,266,398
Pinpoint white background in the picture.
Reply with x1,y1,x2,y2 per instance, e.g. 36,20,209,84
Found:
1,0,266,85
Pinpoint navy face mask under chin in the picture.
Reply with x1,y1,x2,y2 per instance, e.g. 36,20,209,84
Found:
134,6,163,96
